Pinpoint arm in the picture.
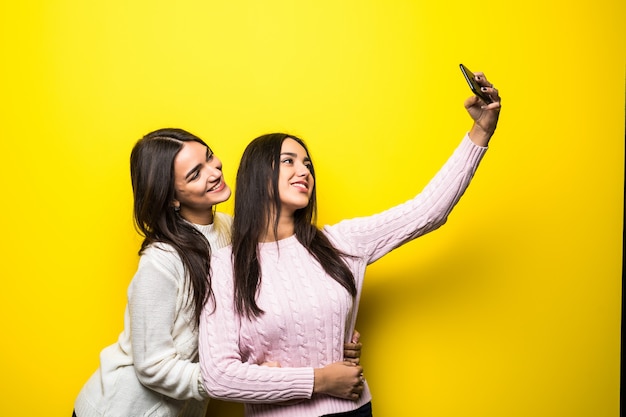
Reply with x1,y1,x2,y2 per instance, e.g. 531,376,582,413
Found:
129,247,205,401
326,72,501,263
327,135,488,264
198,253,364,403
260,359,364,406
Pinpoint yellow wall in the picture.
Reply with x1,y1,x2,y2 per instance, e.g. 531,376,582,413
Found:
0,1,623,416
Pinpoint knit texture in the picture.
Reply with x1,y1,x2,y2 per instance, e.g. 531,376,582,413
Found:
74,212,233,417
198,135,487,417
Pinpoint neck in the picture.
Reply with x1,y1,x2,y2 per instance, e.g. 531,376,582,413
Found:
261,212,294,242
180,207,214,226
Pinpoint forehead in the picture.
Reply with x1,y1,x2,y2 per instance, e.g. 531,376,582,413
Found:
281,138,308,156
175,141,207,166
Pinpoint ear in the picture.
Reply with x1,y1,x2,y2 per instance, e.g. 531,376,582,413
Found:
172,200,181,211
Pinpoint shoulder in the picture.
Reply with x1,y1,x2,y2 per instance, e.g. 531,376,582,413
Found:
199,212,233,250
320,221,358,249
136,242,185,283
214,211,233,226
141,241,180,263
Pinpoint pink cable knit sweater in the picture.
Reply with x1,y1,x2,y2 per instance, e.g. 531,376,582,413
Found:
199,135,487,417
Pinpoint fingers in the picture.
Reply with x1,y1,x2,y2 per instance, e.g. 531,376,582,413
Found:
343,342,363,354
474,72,501,106
345,329,363,365
343,343,362,360
473,71,490,87
316,361,366,400
349,371,366,401
479,86,500,107
343,332,363,364
351,364,365,399
465,70,502,145
344,357,360,365
342,360,363,371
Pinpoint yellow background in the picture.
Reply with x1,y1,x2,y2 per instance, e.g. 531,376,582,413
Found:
0,0,623,416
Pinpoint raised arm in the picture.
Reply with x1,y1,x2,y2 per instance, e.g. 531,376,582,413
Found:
326,71,501,264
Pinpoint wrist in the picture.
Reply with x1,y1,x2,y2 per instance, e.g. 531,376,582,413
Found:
468,124,493,147
313,368,326,394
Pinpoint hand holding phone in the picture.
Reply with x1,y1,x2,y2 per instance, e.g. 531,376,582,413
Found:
459,64,493,104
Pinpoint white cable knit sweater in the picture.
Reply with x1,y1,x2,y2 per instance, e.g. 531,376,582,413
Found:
198,135,487,417
74,212,232,417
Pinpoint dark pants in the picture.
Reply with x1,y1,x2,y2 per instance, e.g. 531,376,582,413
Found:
321,401,372,417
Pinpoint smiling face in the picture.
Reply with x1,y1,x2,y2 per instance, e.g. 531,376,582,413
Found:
172,140,231,225
277,138,314,215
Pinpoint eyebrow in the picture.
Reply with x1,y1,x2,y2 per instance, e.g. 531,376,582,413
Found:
184,147,212,180
185,164,201,180
280,152,311,162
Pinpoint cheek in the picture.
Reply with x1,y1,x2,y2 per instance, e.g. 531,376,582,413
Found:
173,180,188,198
176,185,202,202
190,184,207,197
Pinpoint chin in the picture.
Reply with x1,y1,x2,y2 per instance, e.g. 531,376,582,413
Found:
210,188,231,203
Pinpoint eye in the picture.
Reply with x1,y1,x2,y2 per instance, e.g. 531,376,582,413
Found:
281,157,294,165
189,170,200,181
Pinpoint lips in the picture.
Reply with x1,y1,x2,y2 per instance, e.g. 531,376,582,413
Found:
207,178,225,193
291,181,308,190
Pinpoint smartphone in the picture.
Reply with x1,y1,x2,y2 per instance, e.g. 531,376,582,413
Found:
459,63,493,104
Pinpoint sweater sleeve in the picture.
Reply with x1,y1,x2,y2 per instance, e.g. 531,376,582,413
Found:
129,246,206,401
198,249,315,403
325,134,487,263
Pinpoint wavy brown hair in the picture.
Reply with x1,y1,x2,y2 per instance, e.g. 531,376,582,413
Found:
232,133,356,318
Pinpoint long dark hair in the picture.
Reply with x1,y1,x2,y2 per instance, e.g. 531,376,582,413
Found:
130,128,214,326
232,133,356,318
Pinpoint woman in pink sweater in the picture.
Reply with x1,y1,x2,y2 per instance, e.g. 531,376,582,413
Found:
198,71,501,416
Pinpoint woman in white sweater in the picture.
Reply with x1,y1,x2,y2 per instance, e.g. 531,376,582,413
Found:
73,128,363,417
198,72,501,416
73,128,233,417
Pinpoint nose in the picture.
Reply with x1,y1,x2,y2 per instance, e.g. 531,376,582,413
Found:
206,162,222,180
296,161,310,177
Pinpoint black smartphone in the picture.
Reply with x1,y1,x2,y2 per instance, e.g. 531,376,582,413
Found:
459,63,493,104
